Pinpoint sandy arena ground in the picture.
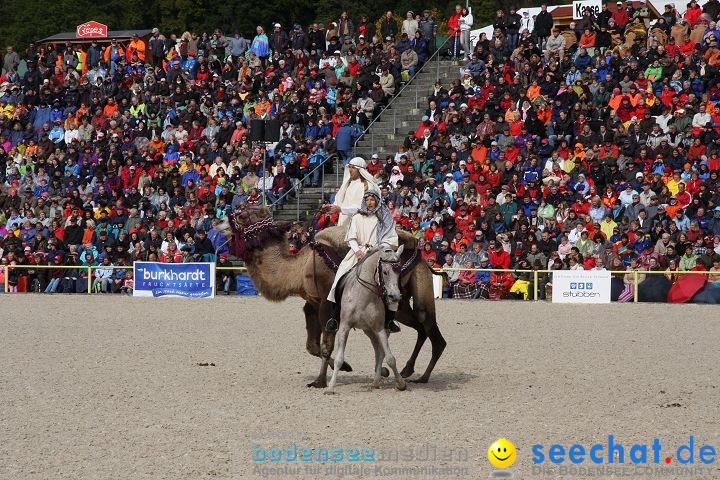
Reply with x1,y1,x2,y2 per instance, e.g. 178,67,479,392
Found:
1,296,719,480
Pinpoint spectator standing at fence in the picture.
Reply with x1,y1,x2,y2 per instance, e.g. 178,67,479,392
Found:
337,12,355,44
419,10,438,54
448,5,462,59
3,46,20,74
459,7,474,61
250,26,270,63
402,11,419,38
505,8,522,50
229,32,248,62
520,10,535,38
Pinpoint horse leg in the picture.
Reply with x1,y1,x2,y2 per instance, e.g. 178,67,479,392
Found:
364,330,384,388
307,303,350,388
411,323,447,384
325,323,350,395
377,329,406,391
308,357,330,388
319,299,352,372
395,300,426,378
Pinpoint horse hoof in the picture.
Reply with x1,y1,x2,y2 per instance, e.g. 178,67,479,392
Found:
306,380,327,388
409,377,428,384
381,367,390,378
340,362,353,372
324,389,336,395
371,383,381,389
400,367,414,378
396,382,407,391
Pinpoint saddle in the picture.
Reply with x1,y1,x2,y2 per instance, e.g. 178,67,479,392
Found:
333,268,395,325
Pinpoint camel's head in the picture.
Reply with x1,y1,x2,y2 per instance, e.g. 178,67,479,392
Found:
224,204,289,262
378,245,404,307
231,204,272,230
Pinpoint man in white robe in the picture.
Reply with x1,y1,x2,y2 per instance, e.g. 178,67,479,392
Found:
326,157,380,225
325,191,400,333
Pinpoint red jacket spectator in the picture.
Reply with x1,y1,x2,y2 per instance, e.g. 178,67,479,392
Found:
489,247,511,269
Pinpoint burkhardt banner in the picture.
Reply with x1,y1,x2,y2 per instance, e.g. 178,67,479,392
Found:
133,262,215,298
552,270,611,303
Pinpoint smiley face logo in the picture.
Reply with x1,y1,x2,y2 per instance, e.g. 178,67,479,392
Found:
488,438,516,469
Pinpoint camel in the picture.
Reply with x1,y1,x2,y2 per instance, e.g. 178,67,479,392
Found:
220,205,446,388
326,245,407,394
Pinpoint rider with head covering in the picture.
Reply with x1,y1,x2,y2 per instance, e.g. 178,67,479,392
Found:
325,157,380,225
326,190,401,333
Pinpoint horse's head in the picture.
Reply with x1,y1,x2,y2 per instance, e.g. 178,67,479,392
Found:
378,245,404,306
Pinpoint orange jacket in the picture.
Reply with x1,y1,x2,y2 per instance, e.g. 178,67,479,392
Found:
608,94,623,111
536,106,552,125
103,103,119,118
126,39,146,61
579,32,595,47
103,45,125,63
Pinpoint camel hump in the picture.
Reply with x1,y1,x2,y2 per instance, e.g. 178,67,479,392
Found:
314,226,349,251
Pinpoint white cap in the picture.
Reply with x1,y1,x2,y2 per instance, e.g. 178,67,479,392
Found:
371,153,379,159
274,23,281,28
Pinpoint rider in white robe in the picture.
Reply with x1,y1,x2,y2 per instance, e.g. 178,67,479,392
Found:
327,157,380,226
325,191,400,333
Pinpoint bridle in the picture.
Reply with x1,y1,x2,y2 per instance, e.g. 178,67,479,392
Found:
229,211,290,261
354,248,401,299
231,214,274,241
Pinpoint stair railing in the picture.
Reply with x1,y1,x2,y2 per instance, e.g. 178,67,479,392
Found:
267,153,340,222
352,35,456,158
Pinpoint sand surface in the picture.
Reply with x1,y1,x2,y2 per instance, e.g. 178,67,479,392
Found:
1,296,719,480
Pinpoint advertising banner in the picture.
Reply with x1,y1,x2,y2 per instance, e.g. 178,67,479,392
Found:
573,0,602,19
76,21,108,39
552,270,611,303
133,262,215,298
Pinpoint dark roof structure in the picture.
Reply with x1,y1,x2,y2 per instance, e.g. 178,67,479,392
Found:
38,29,153,44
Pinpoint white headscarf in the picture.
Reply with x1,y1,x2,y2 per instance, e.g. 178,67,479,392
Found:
334,157,379,206
359,191,396,245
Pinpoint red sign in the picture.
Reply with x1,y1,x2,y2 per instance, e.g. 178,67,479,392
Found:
76,21,108,39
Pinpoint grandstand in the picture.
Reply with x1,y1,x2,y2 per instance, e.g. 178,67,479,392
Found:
2,2,720,303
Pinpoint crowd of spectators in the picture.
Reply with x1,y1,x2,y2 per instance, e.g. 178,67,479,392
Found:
0,9,443,293
7,1,720,301
304,0,720,300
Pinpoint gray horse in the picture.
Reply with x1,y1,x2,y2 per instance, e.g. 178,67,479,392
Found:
325,245,407,394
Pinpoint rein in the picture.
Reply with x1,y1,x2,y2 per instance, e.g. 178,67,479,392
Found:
354,248,401,299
